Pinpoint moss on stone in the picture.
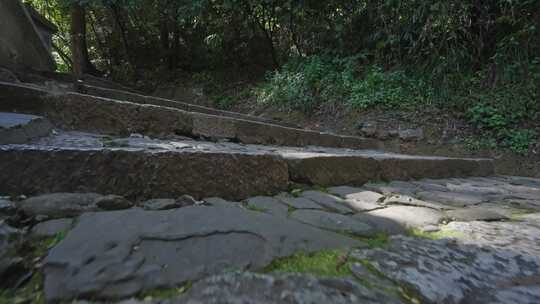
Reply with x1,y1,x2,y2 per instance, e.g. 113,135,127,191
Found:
138,282,192,300
263,249,355,277
245,204,267,212
356,232,390,248
408,228,464,240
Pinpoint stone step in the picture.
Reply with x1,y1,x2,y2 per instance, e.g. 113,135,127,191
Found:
0,81,381,150
75,83,299,128
0,132,494,200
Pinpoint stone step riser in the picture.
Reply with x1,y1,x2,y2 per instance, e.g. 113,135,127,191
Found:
0,82,382,150
0,147,494,201
0,148,289,201
288,156,494,186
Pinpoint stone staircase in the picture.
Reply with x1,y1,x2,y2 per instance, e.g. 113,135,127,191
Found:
7,77,539,304
0,80,493,200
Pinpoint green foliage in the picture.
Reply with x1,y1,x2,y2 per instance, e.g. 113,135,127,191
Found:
257,55,432,112
502,129,537,155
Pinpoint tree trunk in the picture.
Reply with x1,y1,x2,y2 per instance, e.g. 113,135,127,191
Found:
70,2,85,78
70,3,100,78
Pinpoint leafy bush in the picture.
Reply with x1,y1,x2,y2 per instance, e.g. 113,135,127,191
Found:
502,130,537,155
256,55,433,112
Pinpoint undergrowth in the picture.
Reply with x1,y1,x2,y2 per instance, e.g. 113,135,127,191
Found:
255,54,540,155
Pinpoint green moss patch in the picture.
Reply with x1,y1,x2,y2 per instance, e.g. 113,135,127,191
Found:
138,282,192,300
245,204,267,213
408,228,464,240
263,250,355,277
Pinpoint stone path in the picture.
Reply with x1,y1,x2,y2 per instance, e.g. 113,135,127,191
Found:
1,80,539,303
1,175,540,303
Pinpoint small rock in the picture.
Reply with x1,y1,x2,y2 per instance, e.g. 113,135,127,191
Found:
345,191,385,212
0,199,16,216
176,195,198,207
203,197,242,208
31,218,73,238
399,128,424,141
358,123,378,137
142,199,180,211
18,193,102,218
95,195,133,210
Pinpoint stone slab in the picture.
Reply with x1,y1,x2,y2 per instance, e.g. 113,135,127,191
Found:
175,272,402,304
43,206,360,301
0,112,52,144
290,209,374,236
354,205,445,229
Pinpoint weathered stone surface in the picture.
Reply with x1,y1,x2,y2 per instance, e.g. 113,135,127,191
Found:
355,206,444,229
95,195,133,210
379,194,450,210
349,263,398,293
245,196,289,217
363,181,418,196
43,206,360,301
202,197,242,208
0,1,56,71
0,199,16,215
290,209,374,236
0,147,289,201
416,190,485,207
175,272,403,304
445,207,508,222
348,213,407,235
0,128,495,201
398,128,424,141
327,186,365,197
31,218,73,237
141,199,180,211
301,191,353,214
328,187,384,212
17,193,102,218
353,231,540,304
0,82,379,150
274,194,324,210
0,112,53,144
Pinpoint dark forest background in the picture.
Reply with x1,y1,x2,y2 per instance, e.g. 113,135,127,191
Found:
27,0,540,154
